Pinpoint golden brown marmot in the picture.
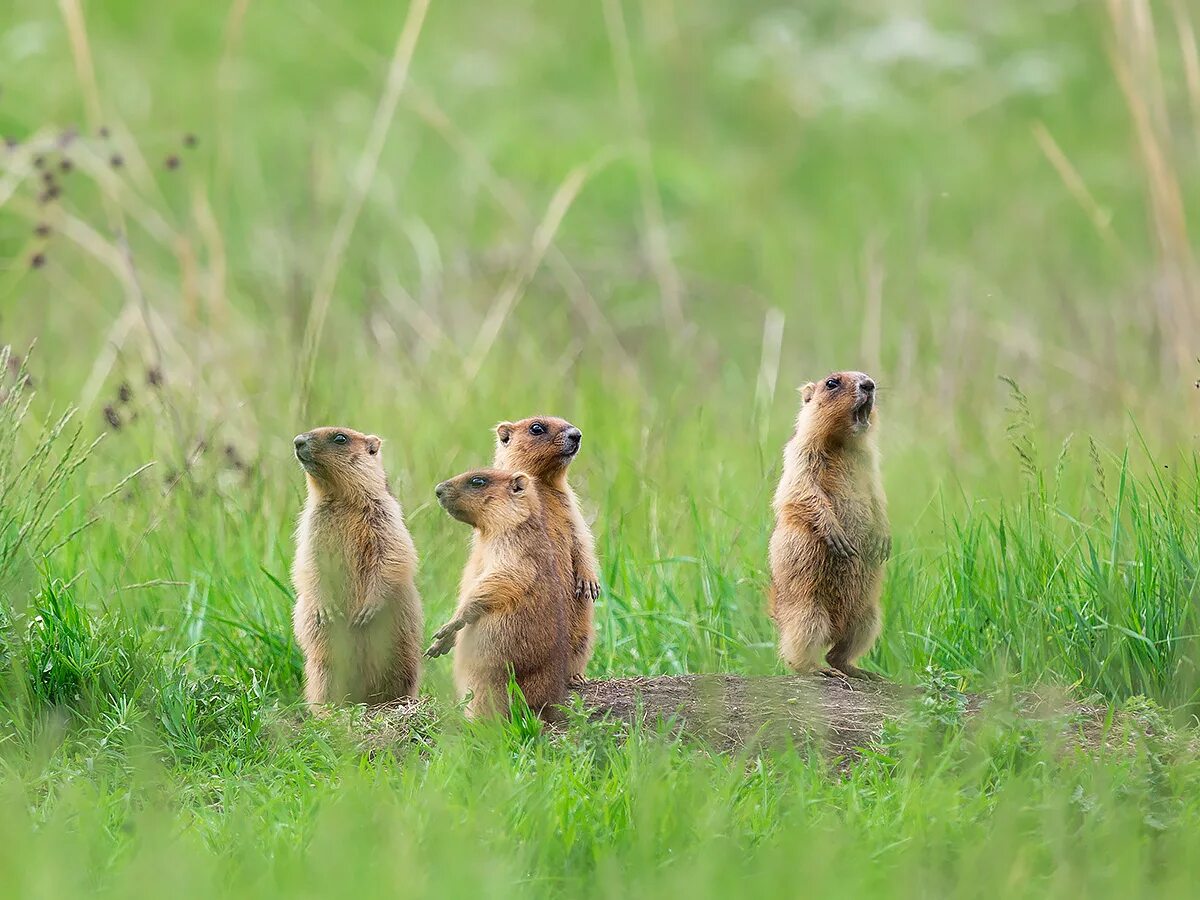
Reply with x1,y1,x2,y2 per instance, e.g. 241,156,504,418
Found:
493,416,599,684
768,371,890,678
425,467,571,721
291,426,423,706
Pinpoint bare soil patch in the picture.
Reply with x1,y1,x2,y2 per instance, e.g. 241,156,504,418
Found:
364,674,1122,758
575,673,914,754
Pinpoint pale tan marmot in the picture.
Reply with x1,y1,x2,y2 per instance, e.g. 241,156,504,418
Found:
291,427,423,705
768,372,890,678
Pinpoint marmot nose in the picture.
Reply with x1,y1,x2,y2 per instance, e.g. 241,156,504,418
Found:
293,434,308,449
566,427,582,444
434,481,447,498
860,379,875,394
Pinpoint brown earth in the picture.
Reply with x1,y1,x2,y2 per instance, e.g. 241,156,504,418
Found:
575,674,914,755
364,673,1123,759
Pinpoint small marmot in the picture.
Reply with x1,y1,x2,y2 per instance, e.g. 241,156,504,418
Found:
291,426,423,706
493,416,599,684
425,468,571,722
768,371,890,678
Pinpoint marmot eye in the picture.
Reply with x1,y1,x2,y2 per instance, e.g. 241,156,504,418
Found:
824,378,840,391
332,433,349,444
469,476,487,488
529,423,546,435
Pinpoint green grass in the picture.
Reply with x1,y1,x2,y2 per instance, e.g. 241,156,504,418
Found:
2,0,1200,896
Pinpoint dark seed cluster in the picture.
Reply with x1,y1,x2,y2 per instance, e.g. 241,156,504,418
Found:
162,432,256,493
9,122,202,271
102,375,138,431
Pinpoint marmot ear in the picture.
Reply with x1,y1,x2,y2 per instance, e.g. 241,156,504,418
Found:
799,382,816,404
365,435,382,455
509,472,528,494
495,422,513,445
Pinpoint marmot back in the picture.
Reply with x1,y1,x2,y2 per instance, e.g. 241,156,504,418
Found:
425,467,571,721
493,416,599,684
291,426,423,706
768,371,890,678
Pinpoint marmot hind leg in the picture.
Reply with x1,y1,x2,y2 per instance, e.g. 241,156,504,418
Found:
826,606,883,679
367,653,421,704
516,664,568,723
567,643,593,687
462,677,506,721
303,657,332,707
776,604,831,674
567,603,594,685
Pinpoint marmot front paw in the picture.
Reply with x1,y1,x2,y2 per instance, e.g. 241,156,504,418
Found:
425,620,461,658
825,531,858,559
350,602,382,628
313,605,340,627
876,534,892,562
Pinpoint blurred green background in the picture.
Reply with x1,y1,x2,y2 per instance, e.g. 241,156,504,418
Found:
1,0,1199,896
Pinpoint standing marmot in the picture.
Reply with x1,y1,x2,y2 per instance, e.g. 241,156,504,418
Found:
425,468,571,721
291,427,423,706
493,416,599,684
768,371,890,678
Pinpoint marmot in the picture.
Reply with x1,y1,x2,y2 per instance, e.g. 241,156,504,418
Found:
425,468,571,721
291,426,423,706
768,371,890,678
493,416,599,684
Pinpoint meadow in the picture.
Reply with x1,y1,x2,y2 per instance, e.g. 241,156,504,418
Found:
1,0,1199,896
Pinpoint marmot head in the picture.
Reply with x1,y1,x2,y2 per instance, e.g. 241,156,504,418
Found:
293,426,385,496
797,371,878,441
434,468,539,533
493,416,582,480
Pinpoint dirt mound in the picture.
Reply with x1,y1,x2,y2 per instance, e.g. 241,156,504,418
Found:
576,673,914,754
364,674,1120,758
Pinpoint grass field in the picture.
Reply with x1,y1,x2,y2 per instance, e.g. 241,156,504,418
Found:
2,0,1200,896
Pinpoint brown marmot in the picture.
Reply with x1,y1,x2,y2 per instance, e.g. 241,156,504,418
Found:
768,371,890,678
291,426,423,706
425,467,571,721
493,416,599,684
